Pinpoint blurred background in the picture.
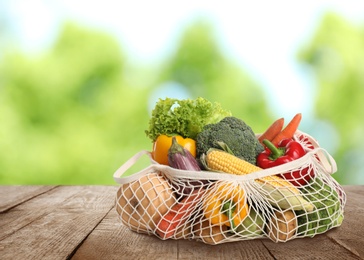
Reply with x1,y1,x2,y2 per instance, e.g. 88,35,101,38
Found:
1,1,363,184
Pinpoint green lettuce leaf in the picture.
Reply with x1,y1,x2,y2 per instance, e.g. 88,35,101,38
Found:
146,97,231,141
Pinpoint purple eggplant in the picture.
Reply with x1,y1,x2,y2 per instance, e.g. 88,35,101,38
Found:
168,137,201,171
168,137,208,196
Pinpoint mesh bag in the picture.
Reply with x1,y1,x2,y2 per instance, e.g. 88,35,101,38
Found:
113,131,346,244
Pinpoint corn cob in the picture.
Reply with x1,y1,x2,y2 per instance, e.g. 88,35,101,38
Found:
202,149,314,212
204,149,294,187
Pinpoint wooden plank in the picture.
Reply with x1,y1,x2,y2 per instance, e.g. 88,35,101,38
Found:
0,185,56,213
177,239,274,259
261,233,361,260
343,185,364,205
344,193,363,211
324,192,364,259
12,185,117,211
0,186,117,260
72,207,274,259
326,225,364,259
343,185,364,196
0,205,48,240
0,185,114,239
71,209,178,260
0,186,118,240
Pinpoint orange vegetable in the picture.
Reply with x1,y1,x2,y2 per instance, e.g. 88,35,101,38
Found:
152,135,196,165
258,117,284,144
271,113,302,146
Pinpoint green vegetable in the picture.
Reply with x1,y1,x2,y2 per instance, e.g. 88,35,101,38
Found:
234,208,264,238
296,178,344,237
196,116,264,165
146,97,231,142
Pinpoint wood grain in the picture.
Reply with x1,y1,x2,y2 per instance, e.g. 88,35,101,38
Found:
0,185,56,213
0,185,362,260
0,186,117,260
72,209,178,260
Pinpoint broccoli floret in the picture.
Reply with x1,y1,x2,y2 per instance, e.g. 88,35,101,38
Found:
196,116,264,165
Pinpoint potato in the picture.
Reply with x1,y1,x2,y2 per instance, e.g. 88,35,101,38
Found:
194,218,228,245
116,172,176,233
174,224,192,240
266,210,297,242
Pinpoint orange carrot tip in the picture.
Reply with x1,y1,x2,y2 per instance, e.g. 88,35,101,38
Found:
271,113,302,146
258,117,285,144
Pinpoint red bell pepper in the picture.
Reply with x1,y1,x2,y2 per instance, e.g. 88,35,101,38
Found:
257,138,314,186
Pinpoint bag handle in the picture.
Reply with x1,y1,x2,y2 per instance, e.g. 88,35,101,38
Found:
113,150,157,184
112,150,220,184
294,131,337,174
315,148,337,174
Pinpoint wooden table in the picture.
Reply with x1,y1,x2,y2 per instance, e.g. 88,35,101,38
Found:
0,185,363,260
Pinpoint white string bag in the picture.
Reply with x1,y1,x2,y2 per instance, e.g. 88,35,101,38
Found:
113,131,346,244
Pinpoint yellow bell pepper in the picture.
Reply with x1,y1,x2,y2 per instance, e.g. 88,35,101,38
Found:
152,134,196,165
203,182,249,228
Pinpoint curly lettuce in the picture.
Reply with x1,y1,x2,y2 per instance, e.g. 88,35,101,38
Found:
146,97,231,142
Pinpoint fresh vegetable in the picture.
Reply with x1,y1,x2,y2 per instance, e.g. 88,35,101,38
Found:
258,139,306,168
258,117,284,144
196,116,264,165
266,210,297,242
116,172,176,232
174,223,192,240
271,113,302,146
296,178,344,237
194,217,228,245
235,208,264,238
201,148,314,211
257,139,314,186
256,181,314,211
203,182,249,228
201,148,262,174
156,190,202,239
153,134,196,165
168,137,200,171
168,137,207,196
146,97,231,142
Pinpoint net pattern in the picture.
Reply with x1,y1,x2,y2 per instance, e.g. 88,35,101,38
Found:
114,132,346,244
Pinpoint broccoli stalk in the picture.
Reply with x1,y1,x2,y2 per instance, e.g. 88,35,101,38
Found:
196,117,264,165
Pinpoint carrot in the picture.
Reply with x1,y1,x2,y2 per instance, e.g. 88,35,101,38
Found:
258,117,285,144
271,113,302,146
156,191,202,239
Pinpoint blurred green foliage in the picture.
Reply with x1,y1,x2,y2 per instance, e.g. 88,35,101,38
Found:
298,13,364,184
1,13,363,184
0,23,150,184
157,20,273,131
0,21,272,184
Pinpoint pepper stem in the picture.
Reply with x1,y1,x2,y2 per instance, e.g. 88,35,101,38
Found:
262,139,285,160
